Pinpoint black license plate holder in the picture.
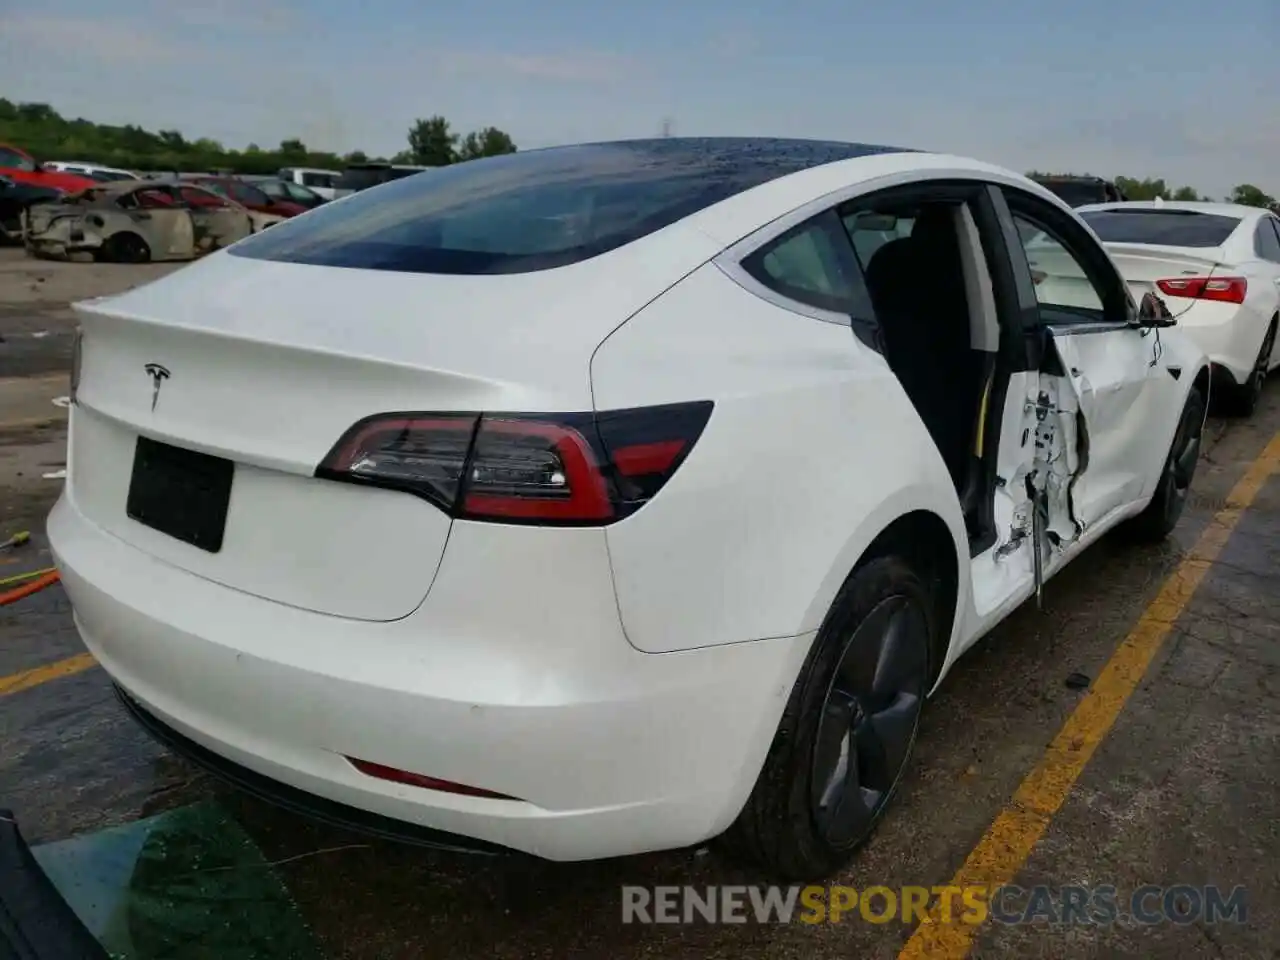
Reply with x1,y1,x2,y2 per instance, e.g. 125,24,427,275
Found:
126,436,234,553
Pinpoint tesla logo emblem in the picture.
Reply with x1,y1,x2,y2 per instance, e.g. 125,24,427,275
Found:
144,363,170,412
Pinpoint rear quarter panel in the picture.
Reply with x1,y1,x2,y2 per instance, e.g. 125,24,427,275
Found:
590,263,970,654
1144,325,1211,483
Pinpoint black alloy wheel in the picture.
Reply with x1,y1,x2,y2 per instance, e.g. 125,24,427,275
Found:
1235,320,1277,416
1126,384,1206,541
810,594,929,847
723,555,934,880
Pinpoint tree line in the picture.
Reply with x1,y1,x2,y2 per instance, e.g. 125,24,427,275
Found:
2,100,1274,207
0,100,517,174
1029,171,1276,209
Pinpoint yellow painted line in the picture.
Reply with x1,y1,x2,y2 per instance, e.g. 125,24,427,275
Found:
899,430,1280,959
0,652,97,698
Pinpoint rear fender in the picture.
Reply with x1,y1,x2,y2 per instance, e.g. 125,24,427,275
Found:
799,483,971,682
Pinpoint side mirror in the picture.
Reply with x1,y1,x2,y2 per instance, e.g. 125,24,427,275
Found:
1137,291,1176,328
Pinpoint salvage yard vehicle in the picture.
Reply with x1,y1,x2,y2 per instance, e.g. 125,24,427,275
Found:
25,180,280,263
1031,174,1128,207
332,161,432,197
239,174,328,210
0,174,62,243
185,175,308,219
0,143,97,192
44,161,138,182
277,166,340,201
49,138,1210,880
1078,200,1280,415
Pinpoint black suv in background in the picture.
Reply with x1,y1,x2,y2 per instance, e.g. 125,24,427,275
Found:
333,162,434,198
1031,174,1128,207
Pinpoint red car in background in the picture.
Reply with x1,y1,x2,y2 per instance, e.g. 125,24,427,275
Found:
0,143,97,192
187,176,307,218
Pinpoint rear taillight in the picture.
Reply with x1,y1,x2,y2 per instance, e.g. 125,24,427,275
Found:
316,402,713,525
1155,276,1247,304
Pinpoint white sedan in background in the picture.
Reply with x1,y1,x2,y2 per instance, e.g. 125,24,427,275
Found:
1077,200,1280,415
49,139,1209,880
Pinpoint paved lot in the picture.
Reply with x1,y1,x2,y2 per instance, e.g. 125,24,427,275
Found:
1,247,1277,959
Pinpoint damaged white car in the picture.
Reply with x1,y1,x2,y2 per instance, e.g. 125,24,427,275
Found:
51,140,1210,880
1076,200,1280,416
24,180,283,263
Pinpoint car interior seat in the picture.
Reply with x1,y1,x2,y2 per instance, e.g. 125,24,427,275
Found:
863,205,984,490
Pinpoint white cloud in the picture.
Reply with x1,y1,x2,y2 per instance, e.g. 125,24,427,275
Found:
437,50,637,84
0,14,190,63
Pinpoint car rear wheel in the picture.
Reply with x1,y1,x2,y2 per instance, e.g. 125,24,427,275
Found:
1125,384,1205,542
100,232,151,264
1230,318,1277,417
722,555,932,880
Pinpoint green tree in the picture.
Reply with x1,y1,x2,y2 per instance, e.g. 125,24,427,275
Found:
1170,185,1200,201
1113,176,1170,201
457,126,518,161
1229,184,1275,208
344,149,368,164
407,116,457,166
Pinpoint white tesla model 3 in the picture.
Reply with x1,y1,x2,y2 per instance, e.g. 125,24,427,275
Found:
1077,200,1280,416
49,138,1210,879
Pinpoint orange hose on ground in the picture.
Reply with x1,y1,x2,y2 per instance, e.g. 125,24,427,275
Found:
0,570,61,606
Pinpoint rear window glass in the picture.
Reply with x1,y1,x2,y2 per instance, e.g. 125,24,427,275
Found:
231,138,907,275
1079,210,1241,248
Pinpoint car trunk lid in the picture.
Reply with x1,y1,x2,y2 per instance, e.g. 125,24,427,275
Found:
1100,242,1230,312
68,231,716,621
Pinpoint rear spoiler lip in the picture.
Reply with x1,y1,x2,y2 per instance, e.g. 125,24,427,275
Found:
0,810,109,959
1100,242,1230,273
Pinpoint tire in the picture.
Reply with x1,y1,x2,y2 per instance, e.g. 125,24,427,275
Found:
1228,318,1277,417
99,232,151,264
1125,384,1206,542
721,555,933,880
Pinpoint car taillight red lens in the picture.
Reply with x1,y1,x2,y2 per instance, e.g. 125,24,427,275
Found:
1155,276,1247,304
317,401,713,525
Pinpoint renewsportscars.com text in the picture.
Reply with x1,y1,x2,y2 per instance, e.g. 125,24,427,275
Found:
620,884,1248,926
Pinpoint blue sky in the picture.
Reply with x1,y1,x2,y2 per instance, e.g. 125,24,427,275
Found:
1,0,1276,196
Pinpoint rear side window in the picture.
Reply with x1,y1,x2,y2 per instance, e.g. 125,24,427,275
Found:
1080,210,1241,248
232,138,907,274
742,210,876,318
1254,218,1280,263
301,172,335,189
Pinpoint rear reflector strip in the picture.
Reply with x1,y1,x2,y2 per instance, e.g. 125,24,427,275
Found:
346,757,520,801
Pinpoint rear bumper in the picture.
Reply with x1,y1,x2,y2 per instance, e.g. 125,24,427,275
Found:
48,492,810,861
0,812,109,959
113,685,506,856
